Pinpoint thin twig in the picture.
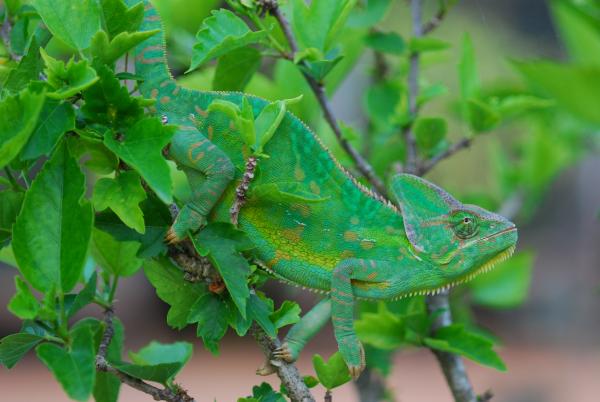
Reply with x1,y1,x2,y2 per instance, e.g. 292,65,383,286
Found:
96,308,195,402
266,1,388,197
324,390,332,402
423,0,451,35
427,290,478,402
418,138,472,175
0,18,22,62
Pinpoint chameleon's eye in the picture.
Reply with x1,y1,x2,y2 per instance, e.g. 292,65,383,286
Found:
452,213,478,239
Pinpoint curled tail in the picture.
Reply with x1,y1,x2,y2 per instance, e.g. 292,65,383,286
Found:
126,0,174,98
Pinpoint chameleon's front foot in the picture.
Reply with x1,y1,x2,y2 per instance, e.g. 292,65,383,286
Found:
272,342,296,363
338,336,366,380
165,205,207,244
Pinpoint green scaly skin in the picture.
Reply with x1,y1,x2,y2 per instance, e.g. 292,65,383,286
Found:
130,0,518,378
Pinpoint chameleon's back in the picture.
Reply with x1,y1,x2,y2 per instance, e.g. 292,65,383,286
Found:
131,0,408,290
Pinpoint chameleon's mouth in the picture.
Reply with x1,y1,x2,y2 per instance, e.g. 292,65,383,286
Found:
391,244,516,300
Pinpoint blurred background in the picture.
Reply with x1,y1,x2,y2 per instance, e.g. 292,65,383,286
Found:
1,0,599,401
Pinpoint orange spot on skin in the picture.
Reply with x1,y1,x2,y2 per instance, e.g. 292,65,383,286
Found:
172,86,180,96
309,181,321,195
290,203,311,218
160,80,171,88
195,105,209,117
187,141,207,163
150,89,158,99
340,250,355,259
282,226,304,242
140,57,163,64
350,216,360,225
209,281,225,294
367,272,378,280
207,126,214,140
145,15,161,21
160,96,170,104
267,250,292,267
344,231,358,242
229,120,236,130
360,240,376,250
294,164,306,181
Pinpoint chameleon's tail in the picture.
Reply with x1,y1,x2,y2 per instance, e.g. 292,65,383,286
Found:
126,0,174,98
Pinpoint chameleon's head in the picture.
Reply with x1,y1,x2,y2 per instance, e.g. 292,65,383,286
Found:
391,174,517,293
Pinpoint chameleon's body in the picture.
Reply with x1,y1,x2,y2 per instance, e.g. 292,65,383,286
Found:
130,0,518,377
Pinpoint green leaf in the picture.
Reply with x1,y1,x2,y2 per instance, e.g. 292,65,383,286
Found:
36,325,96,401
191,223,254,317
20,99,76,160
270,300,301,330
289,0,355,52
2,37,44,93
0,87,45,169
493,95,554,118
250,182,330,204
68,135,119,175
424,324,506,371
93,171,147,234
95,194,170,258
470,251,534,308
213,46,262,91
91,229,143,277
112,358,182,385
348,0,392,28
0,332,44,369
100,0,145,38
81,64,144,128
296,49,344,82
143,258,208,329
414,117,448,158
245,382,286,402
67,271,97,318
312,352,352,390
409,37,450,52
551,1,600,66
8,276,39,320
355,303,405,350
189,9,267,72
0,190,24,248
253,101,288,154
513,61,600,125
12,143,93,293
188,292,229,354
458,33,479,110
91,29,160,65
248,292,276,337
104,117,175,204
32,0,101,50
467,99,500,133
41,49,99,99
364,81,400,127
364,31,405,55
126,341,192,384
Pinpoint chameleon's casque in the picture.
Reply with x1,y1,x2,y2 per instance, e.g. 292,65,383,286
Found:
128,0,518,378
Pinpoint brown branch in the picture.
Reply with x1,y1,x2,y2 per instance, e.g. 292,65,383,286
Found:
422,0,451,35
265,0,388,197
250,324,316,402
230,156,258,226
427,290,478,402
418,137,472,175
96,307,195,402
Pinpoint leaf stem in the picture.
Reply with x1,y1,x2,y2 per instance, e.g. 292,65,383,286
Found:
108,276,119,304
3,168,23,191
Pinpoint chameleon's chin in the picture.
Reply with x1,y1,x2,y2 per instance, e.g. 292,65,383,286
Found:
389,244,516,301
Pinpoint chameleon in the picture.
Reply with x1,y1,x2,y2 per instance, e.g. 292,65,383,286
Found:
128,0,518,378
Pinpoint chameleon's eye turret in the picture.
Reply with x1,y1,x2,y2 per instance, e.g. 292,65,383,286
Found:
451,212,479,239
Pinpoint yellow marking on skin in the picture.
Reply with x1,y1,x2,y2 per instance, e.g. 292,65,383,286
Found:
353,280,389,291
187,141,207,163
340,250,354,259
290,203,311,218
309,181,321,195
282,226,304,243
294,164,306,181
160,96,170,104
229,120,236,130
350,216,360,225
267,250,292,267
150,89,158,99
195,105,209,117
360,240,376,250
344,231,358,242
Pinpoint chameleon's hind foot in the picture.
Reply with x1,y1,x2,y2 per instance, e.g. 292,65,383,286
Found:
272,342,295,363
256,360,277,376
165,205,207,244
340,339,366,380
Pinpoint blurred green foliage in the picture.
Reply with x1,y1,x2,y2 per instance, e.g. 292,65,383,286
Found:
0,0,598,401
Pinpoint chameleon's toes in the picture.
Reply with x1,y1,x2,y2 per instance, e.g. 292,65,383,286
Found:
164,227,182,244
272,342,294,362
348,364,364,380
256,361,277,376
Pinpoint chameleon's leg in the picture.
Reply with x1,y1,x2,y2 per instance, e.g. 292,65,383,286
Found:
166,128,235,243
331,258,393,379
273,298,331,362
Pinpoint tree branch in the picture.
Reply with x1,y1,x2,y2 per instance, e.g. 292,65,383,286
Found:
418,137,472,175
265,0,388,197
422,0,451,35
96,307,195,402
